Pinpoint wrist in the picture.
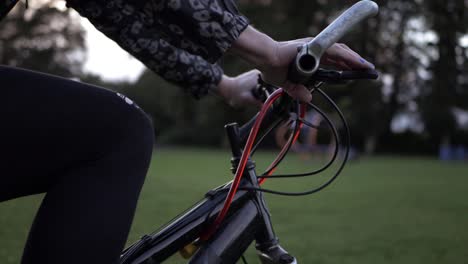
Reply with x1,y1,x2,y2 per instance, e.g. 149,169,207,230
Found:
230,26,278,71
216,75,235,100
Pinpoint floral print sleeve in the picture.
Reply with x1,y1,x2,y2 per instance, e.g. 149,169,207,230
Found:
66,0,250,99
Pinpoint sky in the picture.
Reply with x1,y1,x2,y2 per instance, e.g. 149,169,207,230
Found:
81,19,146,83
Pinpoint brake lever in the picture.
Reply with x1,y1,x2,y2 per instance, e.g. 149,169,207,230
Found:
251,74,279,103
308,69,349,85
307,68,380,86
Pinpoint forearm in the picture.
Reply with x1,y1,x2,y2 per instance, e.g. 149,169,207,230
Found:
215,26,280,100
215,26,276,96
215,75,234,98
229,26,278,70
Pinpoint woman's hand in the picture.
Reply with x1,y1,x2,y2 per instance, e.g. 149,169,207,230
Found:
231,26,374,103
216,70,263,108
258,38,374,103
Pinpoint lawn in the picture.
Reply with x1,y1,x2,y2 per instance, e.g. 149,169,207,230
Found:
1,148,467,263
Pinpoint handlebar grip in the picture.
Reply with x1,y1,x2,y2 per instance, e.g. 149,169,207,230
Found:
340,69,379,80
251,85,267,102
306,68,379,84
288,0,379,84
251,75,279,103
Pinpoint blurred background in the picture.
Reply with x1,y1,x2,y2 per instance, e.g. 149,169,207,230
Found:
0,0,467,263
1,0,468,156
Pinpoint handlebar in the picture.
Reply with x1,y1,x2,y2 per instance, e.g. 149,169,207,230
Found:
244,68,379,141
309,68,379,83
288,0,379,84
244,0,380,143
213,2,381,238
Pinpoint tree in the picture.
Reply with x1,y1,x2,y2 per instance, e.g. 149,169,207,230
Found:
0,0,86,77
421,0,466,147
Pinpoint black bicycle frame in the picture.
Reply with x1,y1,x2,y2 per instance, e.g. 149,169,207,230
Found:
119,71,378,263
120,124,285,264
119,1,381,261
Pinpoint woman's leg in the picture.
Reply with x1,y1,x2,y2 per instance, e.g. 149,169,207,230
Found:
0,66,154,263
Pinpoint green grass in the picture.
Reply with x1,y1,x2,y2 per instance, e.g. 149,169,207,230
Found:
1,149,467,263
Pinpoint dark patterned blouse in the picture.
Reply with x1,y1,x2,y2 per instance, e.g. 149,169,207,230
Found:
0,0,250,98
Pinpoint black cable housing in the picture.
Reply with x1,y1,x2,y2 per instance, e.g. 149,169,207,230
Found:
258,99,340,178
243,87,351,197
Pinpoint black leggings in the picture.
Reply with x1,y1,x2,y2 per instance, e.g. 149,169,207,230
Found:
0,66,154,263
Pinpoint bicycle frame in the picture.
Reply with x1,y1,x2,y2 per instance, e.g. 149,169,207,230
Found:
120,126,293,264
120,188,263,263
120,1,379,262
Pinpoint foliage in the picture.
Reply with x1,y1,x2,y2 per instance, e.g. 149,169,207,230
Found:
114,0,465,153
0,0,85,77
420,0,467,142
2,0,468,154
236,0,468,153
118,70,258,146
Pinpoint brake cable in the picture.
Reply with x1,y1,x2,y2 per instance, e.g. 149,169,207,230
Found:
249,82,341,180
258,102,306,184
201,84,350,240
200,88,284,241
258,99,340,179
239,87,350,196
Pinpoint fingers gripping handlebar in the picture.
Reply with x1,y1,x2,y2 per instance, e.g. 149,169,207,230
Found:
246,67,379,142
288,0,379,84
245,0,381,158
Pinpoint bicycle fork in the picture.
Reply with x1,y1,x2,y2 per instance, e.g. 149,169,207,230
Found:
226,124,297,264
244,165,297,264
